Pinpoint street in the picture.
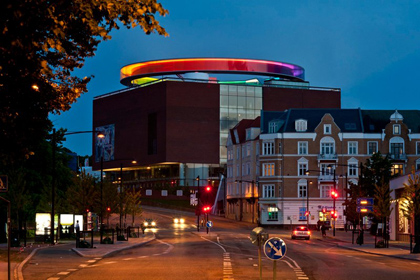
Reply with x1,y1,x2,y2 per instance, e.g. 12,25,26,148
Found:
21,207,420,280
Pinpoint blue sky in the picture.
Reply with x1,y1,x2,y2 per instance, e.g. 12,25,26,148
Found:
51,0,420,156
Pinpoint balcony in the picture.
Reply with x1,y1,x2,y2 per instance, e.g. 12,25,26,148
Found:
317,153,338,160
388,153,407,160
318,174,335,181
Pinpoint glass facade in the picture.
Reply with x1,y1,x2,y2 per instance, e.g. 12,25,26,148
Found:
220,84,263,163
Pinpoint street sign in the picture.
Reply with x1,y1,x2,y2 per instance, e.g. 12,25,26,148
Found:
264,237,287,260
357,206,374,213
190,193,198,206
206,221,213,228
0,175,8,193
250,227,269,246
357,197,374,206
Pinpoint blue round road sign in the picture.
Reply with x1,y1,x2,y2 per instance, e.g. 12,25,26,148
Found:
263,237,287,260
206,221,213,228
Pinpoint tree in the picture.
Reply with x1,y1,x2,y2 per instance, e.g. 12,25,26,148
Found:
125,187,142,227
0,0,168,165
360,152,393,198
402,168,420,252
373,179,393,242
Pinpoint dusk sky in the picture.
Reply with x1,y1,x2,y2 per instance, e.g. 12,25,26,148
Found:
51,0,420,156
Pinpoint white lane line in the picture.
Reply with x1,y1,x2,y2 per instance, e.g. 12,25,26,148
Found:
123,258,134,261
87,260,96,263
47,278,60,280
411,262,419,265
67,269,77,271
57,272,70,275
79,264,88,267
94,258,102,260
222,253,234,280
103,261,117,264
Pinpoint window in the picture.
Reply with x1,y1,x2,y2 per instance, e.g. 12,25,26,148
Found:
278,142,282,154
267,204,278,221
299,207,307,221
321,142,334,155
393,124,401,135
269,121,279,133
161,190,168,196
256,143,260,155
146,189,152,196
298,141,308,155
321,185,333,198
417,142,420,155
263,142,274,155
368,141,378,155
298,163,308,176
348,142,358,155
390,143,404,159
320,164,334,176
391,164,404,176
263,185,275,198
236,147,240,159
236,165,239,176
324,124,331,134
348,164,358,177
262,163,275,176
298,184,307,198
242,146,246,158
416,159,420,171
246,162,250,175
295,119,307,132
246,144,251,156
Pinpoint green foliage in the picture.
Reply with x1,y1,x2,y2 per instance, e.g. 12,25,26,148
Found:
0,0,168,164
66,170,98,215
373,180,393,220
360,152,393,198
125,187,142,225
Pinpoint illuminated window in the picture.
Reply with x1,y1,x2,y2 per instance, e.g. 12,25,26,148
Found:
262,163,275,176
267,204,278,221
299,207,307,221
391,164,404,176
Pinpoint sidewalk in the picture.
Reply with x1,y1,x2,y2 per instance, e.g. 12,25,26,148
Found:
312,228,420,261
0,233,155,280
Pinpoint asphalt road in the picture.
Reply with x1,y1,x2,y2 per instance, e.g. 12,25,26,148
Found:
22,207,420,280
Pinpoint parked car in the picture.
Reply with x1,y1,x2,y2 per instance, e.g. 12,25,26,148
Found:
291,226,311,240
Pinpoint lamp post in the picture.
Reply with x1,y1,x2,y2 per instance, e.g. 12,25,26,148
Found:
196,176,200,232
51,129,104,245
306,180,313,228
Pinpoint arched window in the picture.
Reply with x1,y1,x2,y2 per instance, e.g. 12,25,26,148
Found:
320,136,335,156
389,137,404,159
295,119,307,132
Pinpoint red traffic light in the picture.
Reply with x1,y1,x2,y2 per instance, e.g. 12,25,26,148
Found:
202,206,211,212
331,190,338,198
205,186,211,192
106,207,111,212
330,210,338,218
86,208,90,213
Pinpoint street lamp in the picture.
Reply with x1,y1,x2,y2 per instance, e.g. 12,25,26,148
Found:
51,129,104,245
306,179,313,228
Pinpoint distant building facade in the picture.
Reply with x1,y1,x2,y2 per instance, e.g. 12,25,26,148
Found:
227,109,420,228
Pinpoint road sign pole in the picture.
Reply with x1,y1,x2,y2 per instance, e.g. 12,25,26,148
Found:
273,260,276,280
258,243,262,280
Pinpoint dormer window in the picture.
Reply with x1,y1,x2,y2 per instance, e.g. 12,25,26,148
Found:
269,120,279,133
295,119,307,132
393,124,401,135
324,124,331,134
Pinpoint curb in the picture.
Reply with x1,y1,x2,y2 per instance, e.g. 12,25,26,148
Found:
71,235,156,258
15,243,70,280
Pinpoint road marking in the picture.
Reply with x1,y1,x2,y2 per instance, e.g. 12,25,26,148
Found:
94,258,102,260
223,252,234,280
57,272,70,275
411,262,419,265
87,260,96,263
47,278,60,280
103,261,116,264
67,269,77,271
123,258,134,261
79,264,88,267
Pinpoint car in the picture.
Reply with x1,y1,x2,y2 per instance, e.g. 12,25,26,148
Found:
291,226,311,240
142,218,157,228
173,217,185,224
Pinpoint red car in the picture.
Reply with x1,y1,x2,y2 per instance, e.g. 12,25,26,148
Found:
291,226,311,240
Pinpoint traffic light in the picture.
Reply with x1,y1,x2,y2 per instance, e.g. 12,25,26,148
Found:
86,208,90,213
106,206,111,212
202,206,211,213
331,190,338,199
331,210,338,219
205,186,211,192
305,211,309,216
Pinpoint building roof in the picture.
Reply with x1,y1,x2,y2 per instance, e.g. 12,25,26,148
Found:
229,117,261,145
261,108,420,134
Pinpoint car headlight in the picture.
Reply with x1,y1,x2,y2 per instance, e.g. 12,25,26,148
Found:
151,221,156,226
180,218,185,224
144,222,148,226
174,218,179,224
